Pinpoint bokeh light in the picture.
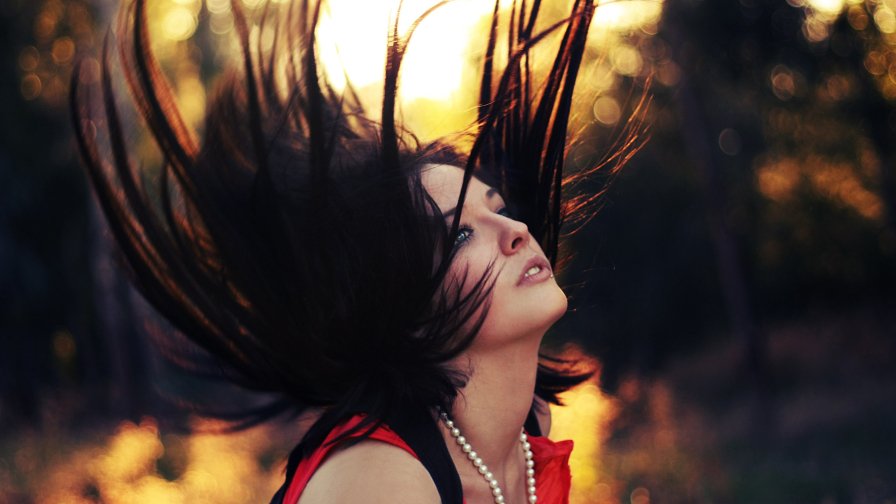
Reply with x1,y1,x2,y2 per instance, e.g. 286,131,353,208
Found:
161,7,198,41
593,95,623,125
718,128,742,156
874,3,896,33
592,0,663,34
610,44,643,76
50,36,74,64
19,46,40,71
21,74,43,100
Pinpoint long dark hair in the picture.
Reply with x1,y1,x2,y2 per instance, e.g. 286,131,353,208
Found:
70,0,645,455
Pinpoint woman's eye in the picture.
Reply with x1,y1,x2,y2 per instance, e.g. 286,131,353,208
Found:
453,227,473,248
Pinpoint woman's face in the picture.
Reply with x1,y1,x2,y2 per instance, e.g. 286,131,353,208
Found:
420,163,568,349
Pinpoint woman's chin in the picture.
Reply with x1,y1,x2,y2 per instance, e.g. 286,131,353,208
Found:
544,282,569,325
479,285,569,347
511,281,569,333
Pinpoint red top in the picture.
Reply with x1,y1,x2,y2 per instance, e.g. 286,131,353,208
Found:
283,414,574,504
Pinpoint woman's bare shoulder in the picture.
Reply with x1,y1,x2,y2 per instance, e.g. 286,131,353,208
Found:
298,439,440,504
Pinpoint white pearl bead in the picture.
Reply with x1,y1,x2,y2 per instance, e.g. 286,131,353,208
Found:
445,419,454,428
467,450,478,460
492,487,503,497
522,441,531,451
528,477,536,487
528,495,538,503
462,443,472,453
478,464,488,474
495,496,505,504
485,471,493,480
456,435,466,445
451,427,460,437
489,478,499,489
527,468,535,477
526,459,535,469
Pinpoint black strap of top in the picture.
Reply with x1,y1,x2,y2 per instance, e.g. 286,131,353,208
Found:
269,439,307,504
386,406,464,504
524,405,543,437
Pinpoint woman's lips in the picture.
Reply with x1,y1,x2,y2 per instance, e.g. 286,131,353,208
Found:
517,255,553,286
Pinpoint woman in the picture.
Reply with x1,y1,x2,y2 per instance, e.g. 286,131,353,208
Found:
71,0,642,502
286,162,574,504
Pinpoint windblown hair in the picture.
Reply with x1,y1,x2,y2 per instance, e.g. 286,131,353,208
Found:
70,0,646,454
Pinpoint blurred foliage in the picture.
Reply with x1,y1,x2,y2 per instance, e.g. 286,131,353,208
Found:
558,0,896,389
0,0,97,423
0,416,290,502
598,304,896,503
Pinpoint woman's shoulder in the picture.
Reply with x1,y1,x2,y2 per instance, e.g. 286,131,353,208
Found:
298,439,440,504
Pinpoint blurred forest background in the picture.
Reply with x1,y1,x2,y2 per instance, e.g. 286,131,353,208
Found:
1,0,895,502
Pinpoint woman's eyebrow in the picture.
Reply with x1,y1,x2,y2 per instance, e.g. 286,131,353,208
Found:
443,187,500,220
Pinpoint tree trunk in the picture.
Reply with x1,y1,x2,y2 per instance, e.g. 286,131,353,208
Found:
663,4,772,437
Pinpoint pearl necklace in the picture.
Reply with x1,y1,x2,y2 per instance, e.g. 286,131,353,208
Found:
439,411,537,504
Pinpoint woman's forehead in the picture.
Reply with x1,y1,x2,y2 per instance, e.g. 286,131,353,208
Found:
420,163,492,212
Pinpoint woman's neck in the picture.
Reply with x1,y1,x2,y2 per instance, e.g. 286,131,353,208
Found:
441,334,543,502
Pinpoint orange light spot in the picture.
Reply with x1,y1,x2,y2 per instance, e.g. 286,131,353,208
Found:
51,37,75,65
19,46,40,72
21,74,42,100
757,157,801,202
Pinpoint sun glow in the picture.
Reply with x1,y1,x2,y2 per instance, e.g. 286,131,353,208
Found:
141,0,663,136
311,0,663,138
317,0,493,102
551,377,619,504
34,418,286,503
315,0,664,101
592,0,663,33
806,0,847,16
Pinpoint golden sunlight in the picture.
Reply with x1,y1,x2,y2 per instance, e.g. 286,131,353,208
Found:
316,0,664,101
140,0,663,136
35,417,284,503
312,0,663,139
549,349,620,504
756,155,884,220
805,0,847,16
592,0,663,34
552,382,619,504
161,0,200,41
316,0,492,102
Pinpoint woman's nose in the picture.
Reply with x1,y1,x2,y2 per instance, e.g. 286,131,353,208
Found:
500,218,530,255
